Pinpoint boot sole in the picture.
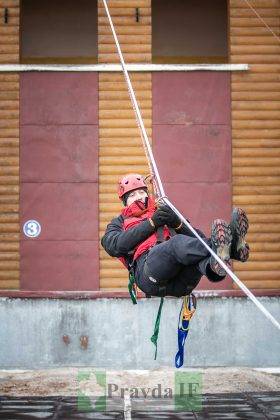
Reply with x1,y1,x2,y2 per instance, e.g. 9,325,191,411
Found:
211,219,232,261
231,208,249,260
210,220,232,276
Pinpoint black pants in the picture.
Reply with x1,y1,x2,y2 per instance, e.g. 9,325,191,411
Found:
134,234,224,298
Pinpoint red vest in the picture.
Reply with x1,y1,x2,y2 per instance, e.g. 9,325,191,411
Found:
119,196,171,267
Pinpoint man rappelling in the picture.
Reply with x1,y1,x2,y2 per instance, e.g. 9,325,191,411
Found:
100,0,280,346
101,173,250,298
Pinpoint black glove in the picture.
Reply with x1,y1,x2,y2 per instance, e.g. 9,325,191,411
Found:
151,205,181,229
160,205,182,228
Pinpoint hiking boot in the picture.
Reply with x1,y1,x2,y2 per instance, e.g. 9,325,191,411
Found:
230,208,249,262
210,219,232,276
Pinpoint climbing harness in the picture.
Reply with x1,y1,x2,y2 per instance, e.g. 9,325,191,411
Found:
127,261,196,366
175,294,197,368
102,0,280,333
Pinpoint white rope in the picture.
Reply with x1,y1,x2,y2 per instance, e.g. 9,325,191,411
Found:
101,0,280,332
165,198,280,331
243,0,280,43
101,0,163,198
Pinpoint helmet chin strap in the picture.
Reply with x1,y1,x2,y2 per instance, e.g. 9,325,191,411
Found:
102,0,280,332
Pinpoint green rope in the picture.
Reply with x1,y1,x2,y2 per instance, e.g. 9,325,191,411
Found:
128,271,137,305
150,297,164,360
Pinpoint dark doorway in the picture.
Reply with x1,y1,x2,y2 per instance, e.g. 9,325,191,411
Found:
21,0,97,64
152,0,228,64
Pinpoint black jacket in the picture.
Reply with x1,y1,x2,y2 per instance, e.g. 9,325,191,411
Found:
101,214,204,263
101,215,154,259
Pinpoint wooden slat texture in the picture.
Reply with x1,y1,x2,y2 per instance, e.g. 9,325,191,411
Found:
233,148,280,158
98,0,151,63
231,8,280,17
230,0,280,8
0,0,20,288
98,0,151,289
230,0,280,290
0,0,19,64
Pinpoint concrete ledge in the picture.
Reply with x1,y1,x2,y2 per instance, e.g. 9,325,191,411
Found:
0,289,279,299
0,296,279,369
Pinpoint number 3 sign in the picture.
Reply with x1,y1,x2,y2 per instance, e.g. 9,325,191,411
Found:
23,220,41,238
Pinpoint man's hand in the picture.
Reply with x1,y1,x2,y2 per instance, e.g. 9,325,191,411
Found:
151,205,182,229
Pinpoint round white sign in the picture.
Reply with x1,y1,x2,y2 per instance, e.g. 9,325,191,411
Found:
23,220,41,238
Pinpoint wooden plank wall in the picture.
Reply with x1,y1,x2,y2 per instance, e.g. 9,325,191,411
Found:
98,0,152,289
230,0,280,289
0,0,279,292
0,0,20,289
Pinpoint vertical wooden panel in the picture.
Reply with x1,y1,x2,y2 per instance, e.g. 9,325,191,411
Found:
20,73,99,291
98,0,152,289
0,0,20,289
230,0,280,290
153,72,233,291
0,0,19,64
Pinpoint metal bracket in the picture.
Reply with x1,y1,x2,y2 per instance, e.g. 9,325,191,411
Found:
4,8,8,24
135,8,139,22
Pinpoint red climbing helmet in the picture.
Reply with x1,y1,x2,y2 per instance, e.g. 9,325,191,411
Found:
118,173,147,199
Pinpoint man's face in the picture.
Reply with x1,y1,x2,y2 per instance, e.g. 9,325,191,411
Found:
126,188,148,207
